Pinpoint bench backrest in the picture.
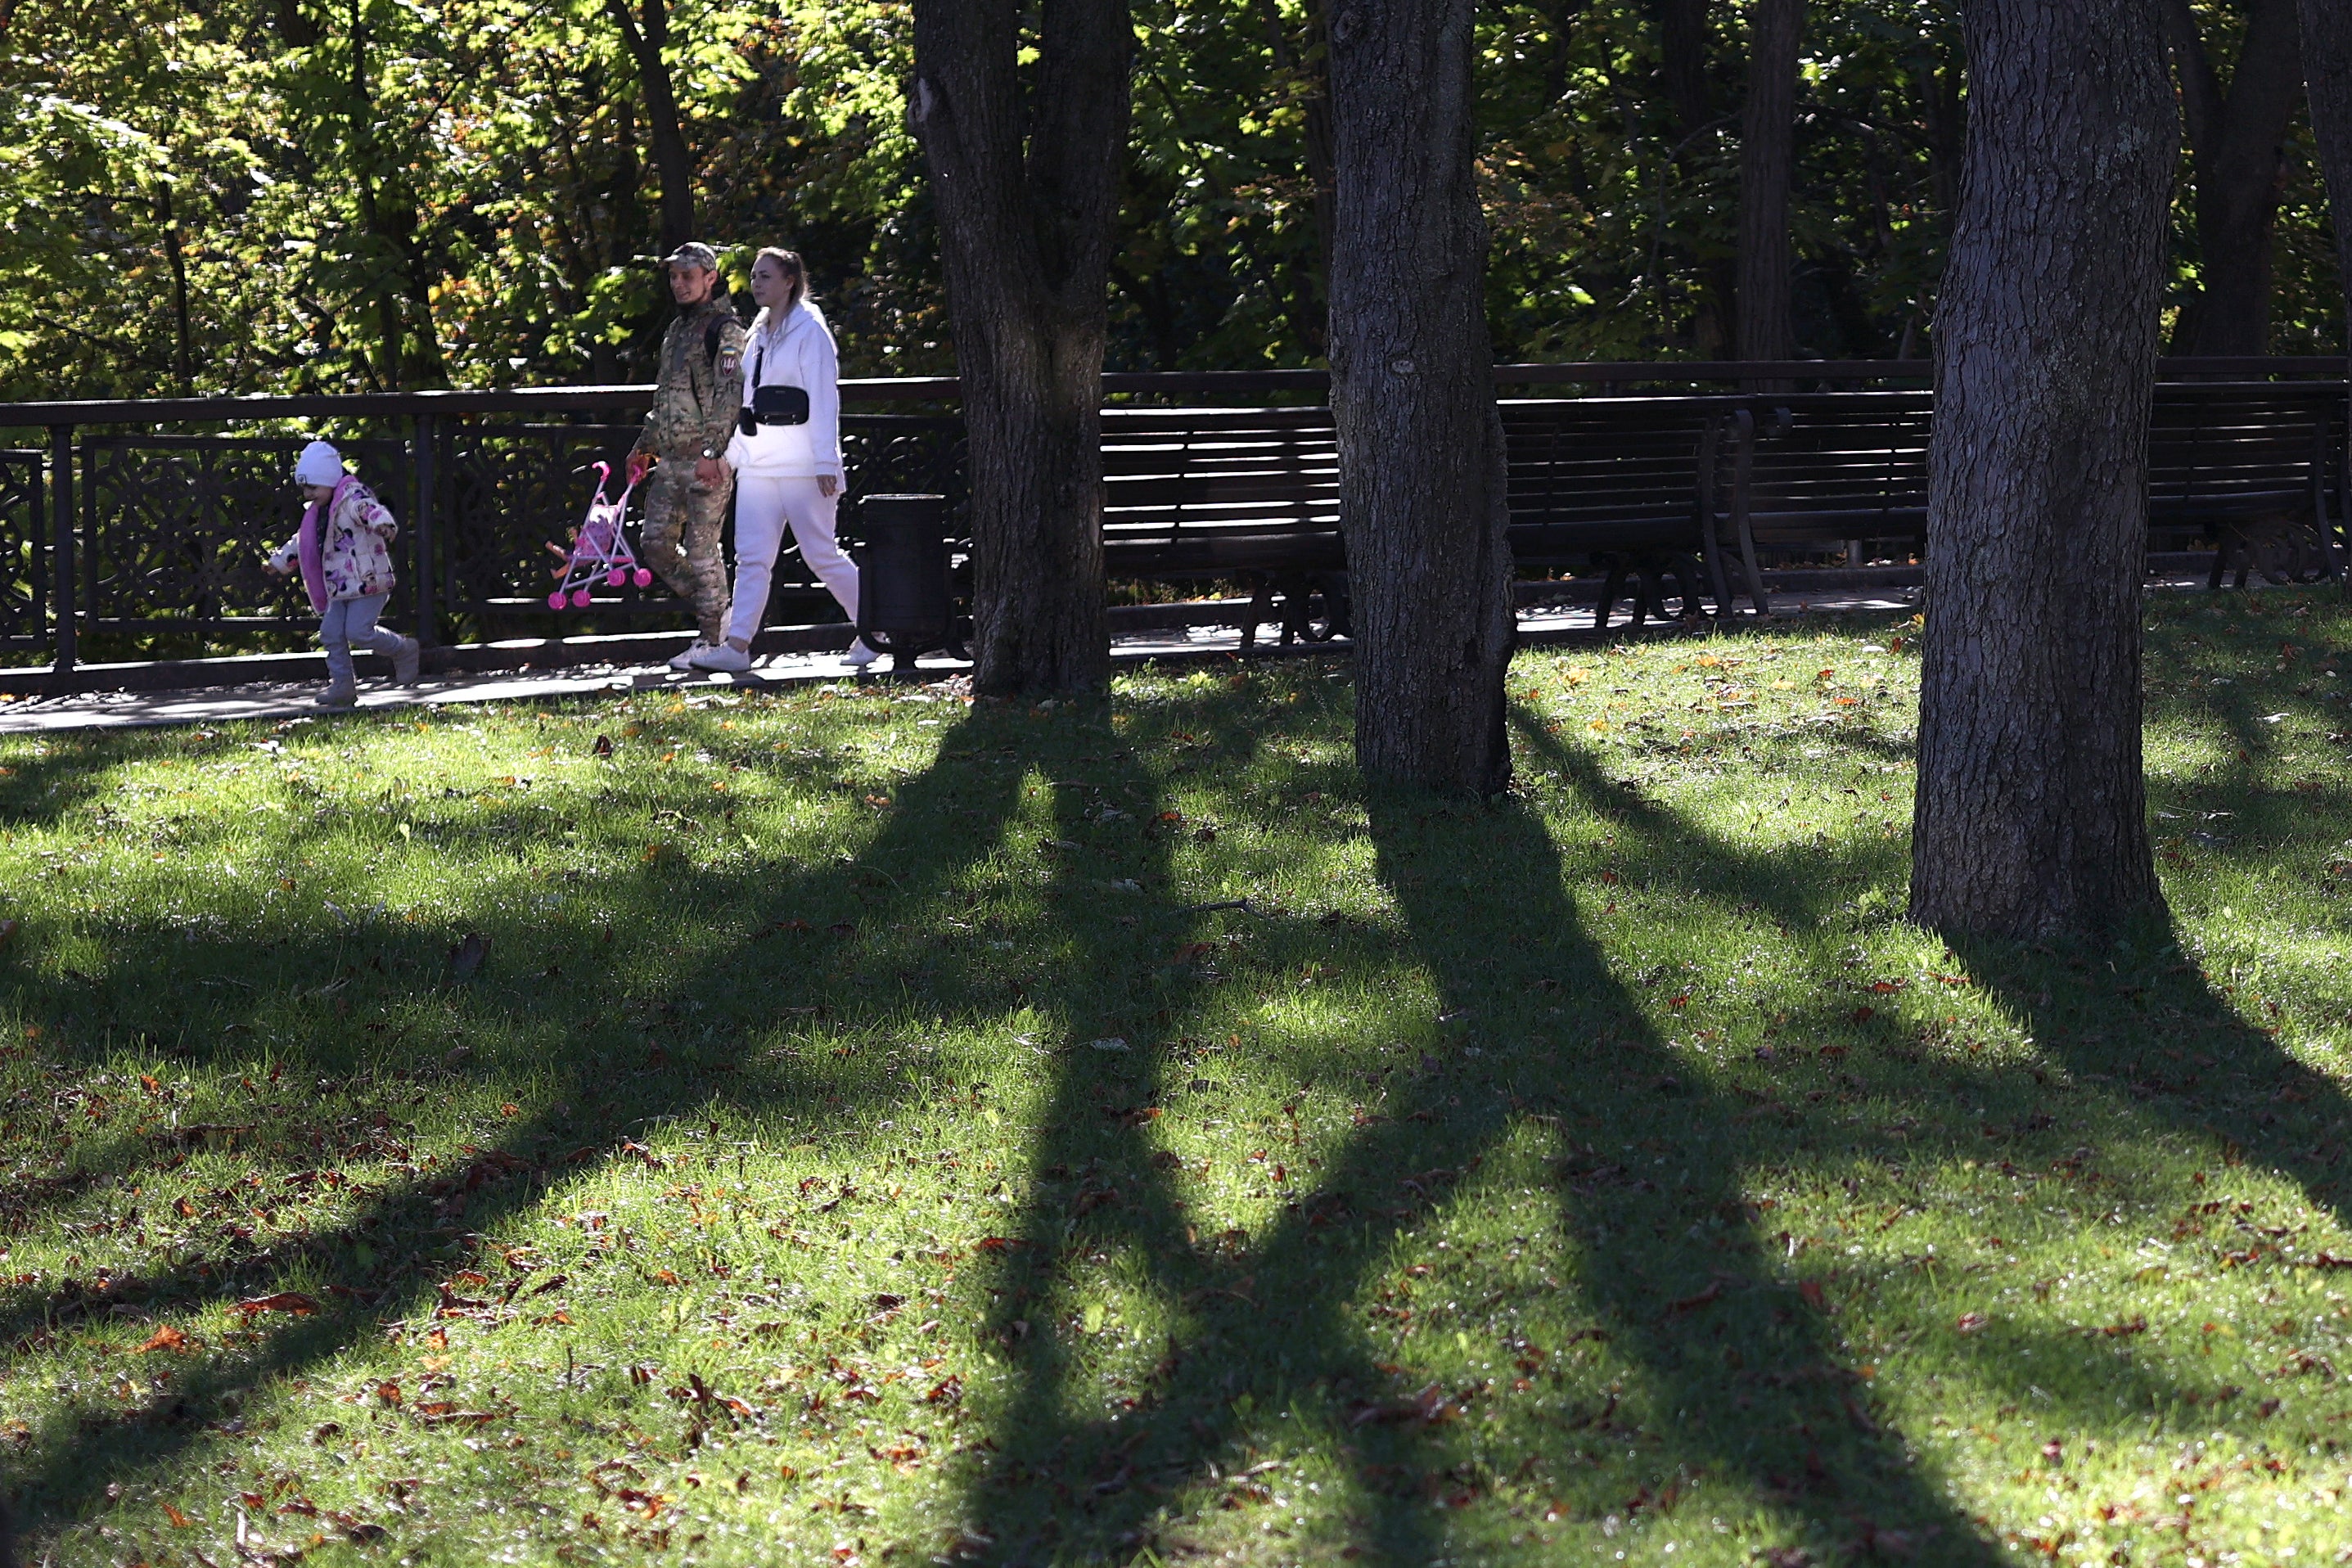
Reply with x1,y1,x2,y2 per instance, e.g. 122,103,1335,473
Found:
1100,407,1338,572
1094,381,2346,578
1101,397,1754,574
2147,385,2338,518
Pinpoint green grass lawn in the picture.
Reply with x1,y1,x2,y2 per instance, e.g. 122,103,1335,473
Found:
5,591,2352,1568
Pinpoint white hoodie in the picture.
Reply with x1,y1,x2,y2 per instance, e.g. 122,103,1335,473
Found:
724,299,843,480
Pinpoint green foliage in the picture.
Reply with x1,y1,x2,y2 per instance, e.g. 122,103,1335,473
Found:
0,0,2340,400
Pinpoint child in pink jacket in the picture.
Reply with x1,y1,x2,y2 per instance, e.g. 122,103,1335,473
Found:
265,440,421,707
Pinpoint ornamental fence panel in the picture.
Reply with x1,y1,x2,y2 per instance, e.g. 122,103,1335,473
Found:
0,448,43,651
0,359,2336,672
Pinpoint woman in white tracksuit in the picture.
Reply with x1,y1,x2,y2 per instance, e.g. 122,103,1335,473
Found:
689,248,872,672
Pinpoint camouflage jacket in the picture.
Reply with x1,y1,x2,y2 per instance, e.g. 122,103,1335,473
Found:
633,298,748,460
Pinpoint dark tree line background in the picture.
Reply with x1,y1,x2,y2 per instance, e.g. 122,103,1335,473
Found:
2,0,2341,401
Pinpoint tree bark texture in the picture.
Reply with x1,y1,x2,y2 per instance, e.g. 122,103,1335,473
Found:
1327,0,1514,795
2295,0,2352,328
1656,0,1737,357
1657,0,1713,132
2161,0,2306,356
2296,0,2352,603
1734,0,1801,366
605,0,696,255
1909,0,2174,939
910,0,1128,695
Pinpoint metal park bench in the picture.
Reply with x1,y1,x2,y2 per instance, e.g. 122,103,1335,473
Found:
1101,395,1745,644
1696,377,2349,613
2147,382,2346,586
1099,406,1345,654
1505,396,1732,627
1699,391,1933,615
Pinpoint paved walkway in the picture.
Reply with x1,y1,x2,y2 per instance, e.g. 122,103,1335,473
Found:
0,586,1931,735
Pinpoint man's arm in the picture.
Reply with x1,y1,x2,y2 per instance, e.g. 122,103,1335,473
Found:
698,315,749,461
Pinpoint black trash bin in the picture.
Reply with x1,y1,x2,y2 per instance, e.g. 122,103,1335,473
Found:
852,493,957,669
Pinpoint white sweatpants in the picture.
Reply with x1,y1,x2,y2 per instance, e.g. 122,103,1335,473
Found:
727,474,857,645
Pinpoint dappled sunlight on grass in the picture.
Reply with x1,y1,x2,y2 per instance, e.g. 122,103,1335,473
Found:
2,593,2351,1565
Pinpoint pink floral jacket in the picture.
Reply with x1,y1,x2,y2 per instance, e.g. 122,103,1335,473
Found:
268,482,399,602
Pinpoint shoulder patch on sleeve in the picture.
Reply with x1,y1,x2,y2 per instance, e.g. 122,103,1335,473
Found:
718,350,741,379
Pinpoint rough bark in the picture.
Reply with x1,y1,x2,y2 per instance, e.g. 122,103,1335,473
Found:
1909,0,2174,939
1657,0,1712,130
604,0,696,255
2295,0,2352,326
910,0,1128,695
1328,0,1514,795
2161,0,2306,356
2297,0,2352,602
1656,0,1736,356
1734,0,1801,367
158,183,194,395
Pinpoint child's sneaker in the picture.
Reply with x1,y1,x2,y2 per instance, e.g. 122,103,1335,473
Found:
688,642,754,674
318,682,358,710
844,638,880,668
393,636,421,685
668,641,710,672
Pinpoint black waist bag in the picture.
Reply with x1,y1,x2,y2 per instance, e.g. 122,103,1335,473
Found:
738,382,809,435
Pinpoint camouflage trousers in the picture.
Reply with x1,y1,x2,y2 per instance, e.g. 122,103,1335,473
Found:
640,459,732,643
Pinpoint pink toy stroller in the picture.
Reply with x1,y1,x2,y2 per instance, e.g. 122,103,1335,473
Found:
546,461,654,609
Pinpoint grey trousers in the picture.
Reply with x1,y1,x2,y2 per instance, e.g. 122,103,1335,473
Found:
322,593,404,687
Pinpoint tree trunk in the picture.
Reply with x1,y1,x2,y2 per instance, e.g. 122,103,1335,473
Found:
1657,0,1711,131
2161,0,2306,356
910,0,1129,696
2297,0,2352,600
1656,0,1736,357
1734,0,1801,367
1327,0,1514,796
1908,0,2174,939
158,182,195,395
605,0,695,254
2300,0,2352,322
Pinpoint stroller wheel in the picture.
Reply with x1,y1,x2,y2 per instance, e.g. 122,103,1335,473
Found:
547,591,569,611
571,588,594,608
633,568,653,588
607,568,629,588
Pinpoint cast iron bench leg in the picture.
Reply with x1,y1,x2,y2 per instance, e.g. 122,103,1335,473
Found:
1596,556,1630,632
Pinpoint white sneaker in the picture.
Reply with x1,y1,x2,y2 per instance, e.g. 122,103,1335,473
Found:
667,641,709,672
844,638,880,668
688,642,754,674
392,636,421,685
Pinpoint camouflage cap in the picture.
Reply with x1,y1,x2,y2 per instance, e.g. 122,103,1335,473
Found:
662,242,720,272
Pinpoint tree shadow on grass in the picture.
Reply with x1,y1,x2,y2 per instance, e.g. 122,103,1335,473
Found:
0,704,1048,1544
1947,925,2352,1232
951,750,2003,1564
1521,703,2352,1231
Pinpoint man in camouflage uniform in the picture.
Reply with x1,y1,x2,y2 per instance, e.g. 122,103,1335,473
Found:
628,242,747,667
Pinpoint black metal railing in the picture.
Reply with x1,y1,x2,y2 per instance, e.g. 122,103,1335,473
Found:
0,385,965,669
0,358,2341,671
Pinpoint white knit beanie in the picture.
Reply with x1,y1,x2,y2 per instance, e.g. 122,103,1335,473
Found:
293,440,345,487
